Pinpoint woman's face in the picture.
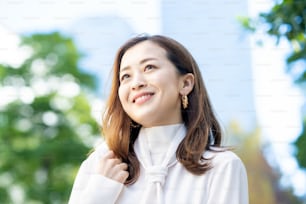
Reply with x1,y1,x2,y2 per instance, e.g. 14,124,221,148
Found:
118,41,186,127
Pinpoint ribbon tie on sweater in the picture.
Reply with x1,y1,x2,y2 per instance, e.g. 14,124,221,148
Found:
134,124,186,204
146,166,168,186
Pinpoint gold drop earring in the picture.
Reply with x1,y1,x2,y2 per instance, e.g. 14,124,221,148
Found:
182,95,188,109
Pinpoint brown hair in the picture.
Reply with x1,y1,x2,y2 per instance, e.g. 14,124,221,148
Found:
102,35,223,185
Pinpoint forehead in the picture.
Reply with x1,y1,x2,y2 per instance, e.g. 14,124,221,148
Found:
120,41,168,69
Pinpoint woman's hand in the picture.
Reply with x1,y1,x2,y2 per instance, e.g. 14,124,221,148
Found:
98,150,129,184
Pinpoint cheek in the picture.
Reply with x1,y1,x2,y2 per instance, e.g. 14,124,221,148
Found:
158,75,180,91
118,86,128,105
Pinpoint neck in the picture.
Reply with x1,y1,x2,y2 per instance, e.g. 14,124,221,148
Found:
141,118,183,128
140,123,185,165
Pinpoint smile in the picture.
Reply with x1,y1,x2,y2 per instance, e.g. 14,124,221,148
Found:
133,93,154,104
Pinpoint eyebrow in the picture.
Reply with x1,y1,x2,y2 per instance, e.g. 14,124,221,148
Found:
120,57,158,73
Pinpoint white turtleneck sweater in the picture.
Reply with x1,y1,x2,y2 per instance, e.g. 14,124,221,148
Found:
68,124,249,204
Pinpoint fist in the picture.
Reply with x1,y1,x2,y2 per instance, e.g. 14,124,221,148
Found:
98,150,129,184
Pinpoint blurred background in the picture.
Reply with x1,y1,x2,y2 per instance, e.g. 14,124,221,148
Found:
0,0,305,203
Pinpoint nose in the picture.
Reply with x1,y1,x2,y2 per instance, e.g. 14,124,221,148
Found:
131,73,147,90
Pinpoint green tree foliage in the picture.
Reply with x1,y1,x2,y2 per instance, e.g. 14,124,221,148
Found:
295,118,306,168
0,32,100,203
238,0,306,169
239,0,306,83
260,0,305,78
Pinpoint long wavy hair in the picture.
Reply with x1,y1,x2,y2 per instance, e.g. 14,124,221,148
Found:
102,35,223,185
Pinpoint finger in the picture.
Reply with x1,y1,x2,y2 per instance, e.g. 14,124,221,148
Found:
115,163,128,171
114,171,129,183
97,152,116,174
102,150,115,160
107,158,122,167
98,158,123,176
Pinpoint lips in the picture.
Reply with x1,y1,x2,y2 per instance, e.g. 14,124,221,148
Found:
132,92,154,104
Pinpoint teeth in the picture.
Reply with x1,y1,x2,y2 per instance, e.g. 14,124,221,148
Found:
135,94,151,103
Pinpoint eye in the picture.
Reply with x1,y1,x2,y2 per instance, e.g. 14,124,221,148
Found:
120,73,130,82
144,64,155,71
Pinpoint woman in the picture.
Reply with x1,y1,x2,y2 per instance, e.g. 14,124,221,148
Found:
68,35,249,204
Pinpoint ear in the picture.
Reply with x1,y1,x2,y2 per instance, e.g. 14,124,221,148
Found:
179,73,194,95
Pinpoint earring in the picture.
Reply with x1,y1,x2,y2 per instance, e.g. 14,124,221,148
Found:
182,95,188,109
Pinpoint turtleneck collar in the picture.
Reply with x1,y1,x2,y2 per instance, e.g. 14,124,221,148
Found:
139,123,185,165
135,123,186,204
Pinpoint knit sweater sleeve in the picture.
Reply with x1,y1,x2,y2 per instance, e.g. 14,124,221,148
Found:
68,142,124,204
206,151,249,204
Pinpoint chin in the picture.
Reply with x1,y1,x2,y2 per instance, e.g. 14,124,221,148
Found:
129,110,157,124
136,119,167,128
131,117,155,127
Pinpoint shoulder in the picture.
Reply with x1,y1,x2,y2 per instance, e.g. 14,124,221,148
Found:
204,149,245,170
203,150,249,203
80,140,110,172
92,139,110,157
